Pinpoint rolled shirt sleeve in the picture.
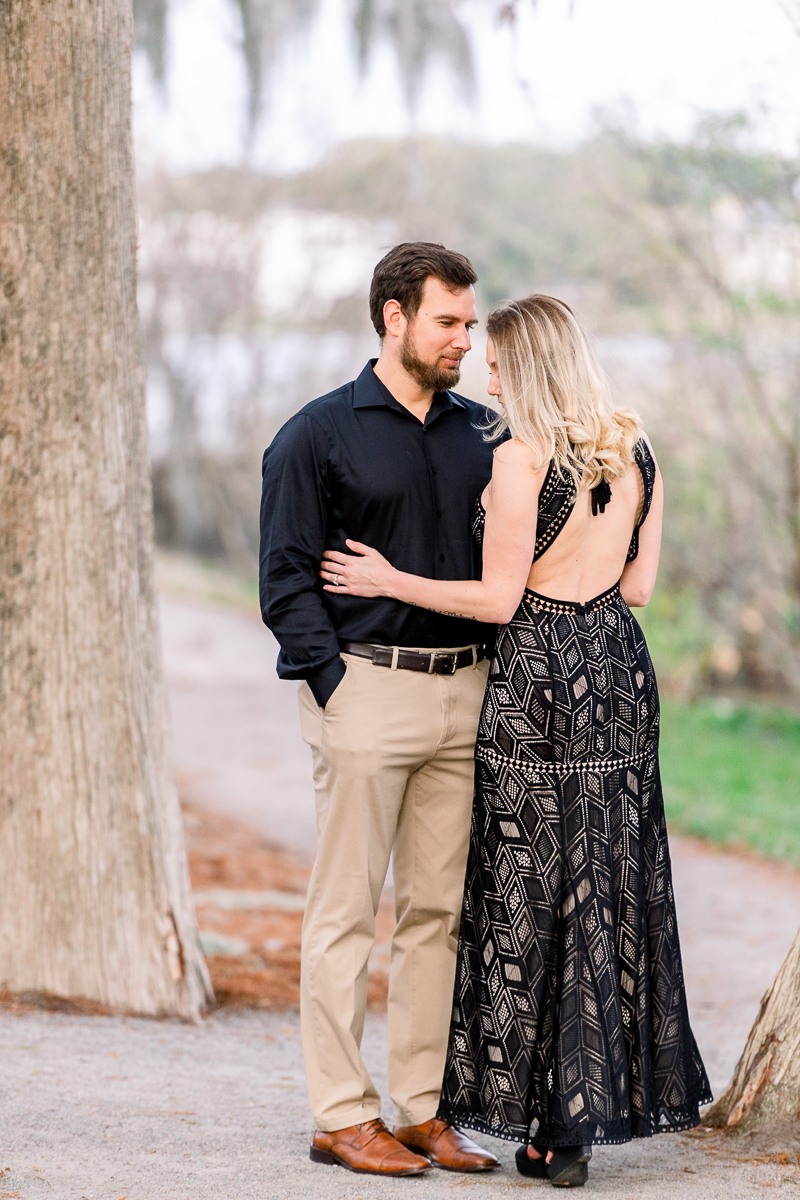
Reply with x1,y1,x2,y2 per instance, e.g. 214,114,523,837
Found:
259,413,346,708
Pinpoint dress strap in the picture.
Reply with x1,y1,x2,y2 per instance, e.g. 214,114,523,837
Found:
626,438,657,563
532,462,575,562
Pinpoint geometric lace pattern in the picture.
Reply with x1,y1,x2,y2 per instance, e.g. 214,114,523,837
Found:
440,448,712,1147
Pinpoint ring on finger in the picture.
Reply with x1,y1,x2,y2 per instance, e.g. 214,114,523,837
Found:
333,574,340,587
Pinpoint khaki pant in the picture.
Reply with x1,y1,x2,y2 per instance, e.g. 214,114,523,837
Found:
298,649,489,1132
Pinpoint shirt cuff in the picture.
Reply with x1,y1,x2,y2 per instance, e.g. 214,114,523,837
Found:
307,655,346,708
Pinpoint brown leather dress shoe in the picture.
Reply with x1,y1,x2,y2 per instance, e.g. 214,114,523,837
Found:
393,1118,500,1172
310,1118,432,1176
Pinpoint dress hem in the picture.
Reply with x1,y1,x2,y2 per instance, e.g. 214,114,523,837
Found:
436,1097,714,1148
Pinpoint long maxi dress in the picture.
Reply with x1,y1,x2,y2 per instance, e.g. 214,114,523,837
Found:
437,440,712,1149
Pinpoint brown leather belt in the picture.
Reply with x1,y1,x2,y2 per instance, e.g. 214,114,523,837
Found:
341,641,486,675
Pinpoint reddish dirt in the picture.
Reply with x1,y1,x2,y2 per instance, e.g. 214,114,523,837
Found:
184,800,311,893
184,801,393,1011
0,988,116,1018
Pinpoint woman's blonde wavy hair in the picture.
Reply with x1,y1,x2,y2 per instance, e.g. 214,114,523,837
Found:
486,295,641,491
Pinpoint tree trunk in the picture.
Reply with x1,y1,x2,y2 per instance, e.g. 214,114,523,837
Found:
0,0,212,1017
704,929,800,1132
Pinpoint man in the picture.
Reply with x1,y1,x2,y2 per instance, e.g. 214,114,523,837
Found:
260,242,501,1177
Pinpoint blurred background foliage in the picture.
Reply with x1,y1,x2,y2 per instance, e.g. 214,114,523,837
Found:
134,0,800,860
133,0,481,127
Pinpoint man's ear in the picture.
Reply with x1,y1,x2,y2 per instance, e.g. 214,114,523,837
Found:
382,299,404,340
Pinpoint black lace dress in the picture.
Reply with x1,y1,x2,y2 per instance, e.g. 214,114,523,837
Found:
437,440,712,1148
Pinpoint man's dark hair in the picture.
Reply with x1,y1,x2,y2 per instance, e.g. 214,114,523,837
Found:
369,242,477,338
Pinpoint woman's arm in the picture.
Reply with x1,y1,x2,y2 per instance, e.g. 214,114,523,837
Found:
320,440,544,625
619,446,663,608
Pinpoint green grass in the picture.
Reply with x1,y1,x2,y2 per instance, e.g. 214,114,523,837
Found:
660,697,800,864
635,589,713,695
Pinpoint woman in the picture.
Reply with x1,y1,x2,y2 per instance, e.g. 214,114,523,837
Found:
320,295,711,1187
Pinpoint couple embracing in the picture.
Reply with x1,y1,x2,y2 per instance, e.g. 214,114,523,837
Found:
259,242,711,1187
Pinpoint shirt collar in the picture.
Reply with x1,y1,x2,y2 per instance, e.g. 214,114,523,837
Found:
352,359,467,415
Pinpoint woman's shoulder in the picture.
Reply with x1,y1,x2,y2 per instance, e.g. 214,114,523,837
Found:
492,436,544,470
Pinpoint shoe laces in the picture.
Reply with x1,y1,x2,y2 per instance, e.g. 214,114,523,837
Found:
361,1117,390,1143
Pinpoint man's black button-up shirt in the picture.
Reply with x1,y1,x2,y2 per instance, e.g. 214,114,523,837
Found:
259,360,498,705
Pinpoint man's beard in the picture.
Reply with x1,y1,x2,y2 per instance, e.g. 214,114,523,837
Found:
400,327,462,391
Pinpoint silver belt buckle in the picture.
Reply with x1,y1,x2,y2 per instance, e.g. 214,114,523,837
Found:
433,651,458,675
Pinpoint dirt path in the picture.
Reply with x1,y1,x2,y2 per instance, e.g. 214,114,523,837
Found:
3,595,800,1199
160,597,316,853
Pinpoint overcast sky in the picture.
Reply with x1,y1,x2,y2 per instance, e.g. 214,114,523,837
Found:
133,0,800,173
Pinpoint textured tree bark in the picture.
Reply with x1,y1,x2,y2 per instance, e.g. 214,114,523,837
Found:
0,1,212,1017
705,930,800,1132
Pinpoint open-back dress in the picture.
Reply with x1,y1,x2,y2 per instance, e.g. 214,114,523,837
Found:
437,439,712,1148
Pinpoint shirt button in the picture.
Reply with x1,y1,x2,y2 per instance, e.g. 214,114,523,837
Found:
436,509,442,518
439,554,445,562
432,467,438,475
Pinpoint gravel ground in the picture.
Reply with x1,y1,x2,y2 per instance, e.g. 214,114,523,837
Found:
0,1007,796,1200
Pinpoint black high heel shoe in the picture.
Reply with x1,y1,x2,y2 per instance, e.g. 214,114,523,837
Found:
547,1143,592,1187
514,1141,549,1179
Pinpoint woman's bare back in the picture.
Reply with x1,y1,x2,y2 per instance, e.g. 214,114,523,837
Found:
527,462,645,604
477,435,663,611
